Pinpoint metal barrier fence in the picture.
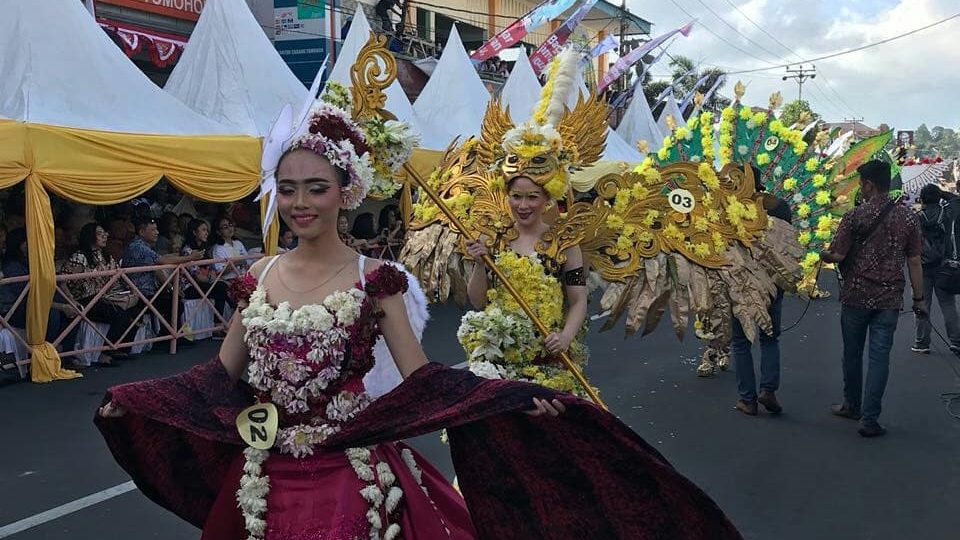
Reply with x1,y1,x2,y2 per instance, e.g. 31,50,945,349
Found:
0,254,261,379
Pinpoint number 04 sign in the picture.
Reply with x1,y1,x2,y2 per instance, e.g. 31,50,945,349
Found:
237,402,279,450
667,188,695,214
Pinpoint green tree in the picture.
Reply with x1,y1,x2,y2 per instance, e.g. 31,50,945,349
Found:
640,55,729,117
779,99,820,127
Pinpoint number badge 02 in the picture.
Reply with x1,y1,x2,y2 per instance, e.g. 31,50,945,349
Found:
236,402,279,450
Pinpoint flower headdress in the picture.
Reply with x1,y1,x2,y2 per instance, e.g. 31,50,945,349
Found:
258,62,419,235
486,47,602,201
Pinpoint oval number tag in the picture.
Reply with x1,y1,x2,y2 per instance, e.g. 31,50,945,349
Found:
237,402,279,450
668,188,696,214
763,135,780,151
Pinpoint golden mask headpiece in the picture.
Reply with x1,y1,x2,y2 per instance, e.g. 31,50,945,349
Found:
477,47,609,201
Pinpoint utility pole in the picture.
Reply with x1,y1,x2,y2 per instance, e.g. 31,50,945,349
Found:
782,64,816,101
843,116,865,139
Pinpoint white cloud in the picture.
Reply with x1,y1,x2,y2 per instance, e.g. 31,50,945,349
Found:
624,0,959,130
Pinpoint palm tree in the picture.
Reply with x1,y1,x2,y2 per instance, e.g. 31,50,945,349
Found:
641,55,729,118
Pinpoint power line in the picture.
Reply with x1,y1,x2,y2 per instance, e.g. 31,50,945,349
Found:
723,12,960,74
813,70,860,117
720,0,805,63
663,0,780,66
690,0,789,64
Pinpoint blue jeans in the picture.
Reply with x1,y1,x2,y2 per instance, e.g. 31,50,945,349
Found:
840,306,899,426
732,289,783,402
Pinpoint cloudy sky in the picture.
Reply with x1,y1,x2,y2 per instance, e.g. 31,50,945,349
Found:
623,0,958,131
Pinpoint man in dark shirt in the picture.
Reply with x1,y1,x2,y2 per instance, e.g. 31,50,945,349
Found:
911,183,960,354
821,160,927,437
123,218,202,336
732,166,791,416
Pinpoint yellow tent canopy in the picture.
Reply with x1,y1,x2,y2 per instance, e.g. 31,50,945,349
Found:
0,119,260,382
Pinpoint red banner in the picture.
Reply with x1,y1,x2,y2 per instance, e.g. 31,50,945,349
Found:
99,0,206,22
470,0,578,62
528,0,597,74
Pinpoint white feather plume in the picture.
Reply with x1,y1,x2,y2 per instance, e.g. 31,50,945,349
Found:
541,47,581,127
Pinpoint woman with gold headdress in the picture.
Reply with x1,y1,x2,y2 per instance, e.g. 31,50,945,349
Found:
460,118,592,396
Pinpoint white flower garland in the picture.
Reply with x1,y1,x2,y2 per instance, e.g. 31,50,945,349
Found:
348,447,406,540
236,447,270,540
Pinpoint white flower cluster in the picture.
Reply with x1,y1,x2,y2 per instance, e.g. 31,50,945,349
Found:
347,447,405,540
457,306,539,364
241,285,373,456
236,447,270,540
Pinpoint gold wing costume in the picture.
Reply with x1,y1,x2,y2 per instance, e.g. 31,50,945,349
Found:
400,48,805,385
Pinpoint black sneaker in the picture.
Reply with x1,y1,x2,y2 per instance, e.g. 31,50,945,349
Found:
910,344,930,354
858,423,887,438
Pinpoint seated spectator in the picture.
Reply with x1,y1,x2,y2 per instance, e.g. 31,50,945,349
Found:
155,212,184,255
105,217,134,263
122,218,203,335
351,212,381,254
338,215,371,252
0,227,77,344
376,206,404,258
209,216,250,281
60,223,140,367
181,219,231,336
278,224,297,252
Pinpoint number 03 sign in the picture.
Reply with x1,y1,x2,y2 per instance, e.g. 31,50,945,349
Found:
667,188,695,214
237,402,279,450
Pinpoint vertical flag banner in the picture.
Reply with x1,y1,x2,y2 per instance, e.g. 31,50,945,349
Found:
589,34,619,59
470,0,578,62
529,0,598,74
598,21,694,93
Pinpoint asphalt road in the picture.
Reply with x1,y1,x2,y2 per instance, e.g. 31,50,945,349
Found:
2,277,959,540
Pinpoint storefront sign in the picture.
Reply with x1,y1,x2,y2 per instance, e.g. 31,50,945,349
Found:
99,0,206,21
273,0,334,85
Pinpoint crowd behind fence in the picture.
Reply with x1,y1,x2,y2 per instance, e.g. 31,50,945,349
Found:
0,254,261,380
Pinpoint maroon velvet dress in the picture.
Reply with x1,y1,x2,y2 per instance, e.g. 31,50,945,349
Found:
96,264,745,540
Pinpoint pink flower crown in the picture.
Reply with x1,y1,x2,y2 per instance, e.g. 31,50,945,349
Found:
287,101,375,210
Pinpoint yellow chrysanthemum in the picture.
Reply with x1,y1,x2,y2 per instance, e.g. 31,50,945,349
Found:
798,231,812,245
699,162,720,190
756,153,771,166
797,203,811,218
805,157,819,172
606,214,625,230
815,190,831,205
812,174,827,188
616,235,632,250
783,177,797,190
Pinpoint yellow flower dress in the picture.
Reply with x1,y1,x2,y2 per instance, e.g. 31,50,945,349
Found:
457,249,593,398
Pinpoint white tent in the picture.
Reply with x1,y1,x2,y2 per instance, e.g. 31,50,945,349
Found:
656,94,685,138
0,0,233,135
164,0,306,136
499,53,541,122
616,91,663,154
330,5,421,135
412,25,490,150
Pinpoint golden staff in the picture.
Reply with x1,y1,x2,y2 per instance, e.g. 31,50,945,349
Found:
401,163,607,410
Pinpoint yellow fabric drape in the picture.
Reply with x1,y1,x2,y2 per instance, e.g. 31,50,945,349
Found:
0,119,260,382
261,197,279,256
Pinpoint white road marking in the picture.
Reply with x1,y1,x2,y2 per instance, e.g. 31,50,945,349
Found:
0,481,136,538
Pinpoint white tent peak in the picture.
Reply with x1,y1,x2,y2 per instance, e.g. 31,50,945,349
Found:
617,90,663,155
0,0,234,135
164,0,306,136
413,24,490,150
330,5,420,135
499,53,540,123
656,94,685,137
